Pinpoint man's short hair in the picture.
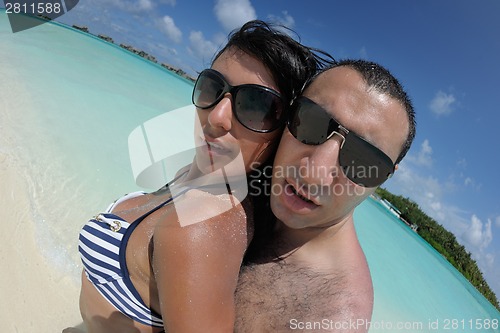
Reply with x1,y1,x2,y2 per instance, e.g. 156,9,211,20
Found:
313,59,416,164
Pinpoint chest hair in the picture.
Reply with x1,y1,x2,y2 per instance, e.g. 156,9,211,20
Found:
234,259,353,332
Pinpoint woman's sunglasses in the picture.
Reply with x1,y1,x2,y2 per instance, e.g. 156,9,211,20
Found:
287,97,395,188
192,69,285,133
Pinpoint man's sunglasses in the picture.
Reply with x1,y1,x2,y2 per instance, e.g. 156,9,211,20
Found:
287,97,395,188
192,69,285,133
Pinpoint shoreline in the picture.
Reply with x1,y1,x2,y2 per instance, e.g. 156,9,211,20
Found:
0,151,83,332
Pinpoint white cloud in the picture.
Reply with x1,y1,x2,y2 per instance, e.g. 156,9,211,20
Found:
389,161,489,244
147,42,178,58
459,217,498,297
462,176,481,191
430,90,456,116
388,156,477,234
109,22,129,34
188,31,219,63
406,139,433,167
419,139,433,166
475,251,500,301
430,201,441,212
485,253,495,269
457,158,467,168
388,146,499,299
214,0,257,32
267,10,295,29
157,16,182,43
462,215,493,250
137,0,153,11
464,177,472,186
389,161,449,221
266,11,296,36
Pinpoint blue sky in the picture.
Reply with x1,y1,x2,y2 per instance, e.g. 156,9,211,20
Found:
4,0,499,299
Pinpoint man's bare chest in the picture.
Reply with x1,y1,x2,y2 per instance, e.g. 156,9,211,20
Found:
235,261,347,332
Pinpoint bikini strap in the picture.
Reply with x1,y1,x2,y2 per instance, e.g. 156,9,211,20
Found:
134,169,243,224
132,170,190,224
106,192,146,213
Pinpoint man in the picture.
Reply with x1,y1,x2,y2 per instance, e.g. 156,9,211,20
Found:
235,59,416,332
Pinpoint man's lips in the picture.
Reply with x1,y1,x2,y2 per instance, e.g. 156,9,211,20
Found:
285,180,321,206
290,186,314,204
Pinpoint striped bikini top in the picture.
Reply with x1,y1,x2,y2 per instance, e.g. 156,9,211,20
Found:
78,176,189,327
79,168,243,327
79,192,164,327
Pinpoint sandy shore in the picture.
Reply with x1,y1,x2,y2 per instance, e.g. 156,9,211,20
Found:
0,152,85,333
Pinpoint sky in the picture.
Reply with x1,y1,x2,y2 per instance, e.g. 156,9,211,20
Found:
3,0,499,300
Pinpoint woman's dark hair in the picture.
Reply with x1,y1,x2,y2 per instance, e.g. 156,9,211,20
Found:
213,20,335,106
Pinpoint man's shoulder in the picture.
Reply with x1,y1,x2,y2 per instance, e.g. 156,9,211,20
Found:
292,260,373,320
313,240,374,322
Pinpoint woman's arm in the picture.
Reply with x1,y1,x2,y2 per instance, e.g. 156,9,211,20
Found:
152,192,252,332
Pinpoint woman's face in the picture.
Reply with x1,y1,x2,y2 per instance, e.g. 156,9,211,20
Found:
193,47,283,176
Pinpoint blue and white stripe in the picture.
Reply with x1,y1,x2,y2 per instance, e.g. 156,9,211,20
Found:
78,192,164,327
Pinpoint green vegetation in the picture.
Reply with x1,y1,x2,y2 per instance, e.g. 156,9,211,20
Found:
375,187,500,311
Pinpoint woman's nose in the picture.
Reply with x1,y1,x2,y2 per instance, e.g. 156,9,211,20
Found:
206,94,233,132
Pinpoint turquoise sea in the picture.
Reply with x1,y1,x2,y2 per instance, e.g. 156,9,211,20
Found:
1,12,498,332
356,198,499,332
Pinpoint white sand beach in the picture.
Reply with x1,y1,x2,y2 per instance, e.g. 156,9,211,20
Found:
0,28,85,331
0,14,190,331
0,151,84,332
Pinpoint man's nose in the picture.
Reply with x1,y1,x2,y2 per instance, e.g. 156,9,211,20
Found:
299,137,343,187
207,94,233,132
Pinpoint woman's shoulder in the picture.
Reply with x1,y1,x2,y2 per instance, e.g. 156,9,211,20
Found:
152,188,252,259
105,191,147,213
165,188,248,228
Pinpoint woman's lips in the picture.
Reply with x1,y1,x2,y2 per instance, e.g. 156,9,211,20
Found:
196,134,241,167
198,133,233,154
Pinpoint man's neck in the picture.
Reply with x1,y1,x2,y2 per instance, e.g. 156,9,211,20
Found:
244,212,358,266
276,213,352,245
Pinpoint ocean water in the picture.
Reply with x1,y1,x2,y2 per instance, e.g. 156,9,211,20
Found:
0,12,193,280
1,12,498,332
355,198,499,332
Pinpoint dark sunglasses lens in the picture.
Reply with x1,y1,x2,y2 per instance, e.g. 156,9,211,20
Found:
288,99,333,145
192,72,225,108
234,87,284,131
340,134,393,187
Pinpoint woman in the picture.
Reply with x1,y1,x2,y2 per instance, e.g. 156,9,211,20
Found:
78,20,334,333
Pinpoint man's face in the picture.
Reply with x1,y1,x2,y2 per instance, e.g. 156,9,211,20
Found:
270,66,409,229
